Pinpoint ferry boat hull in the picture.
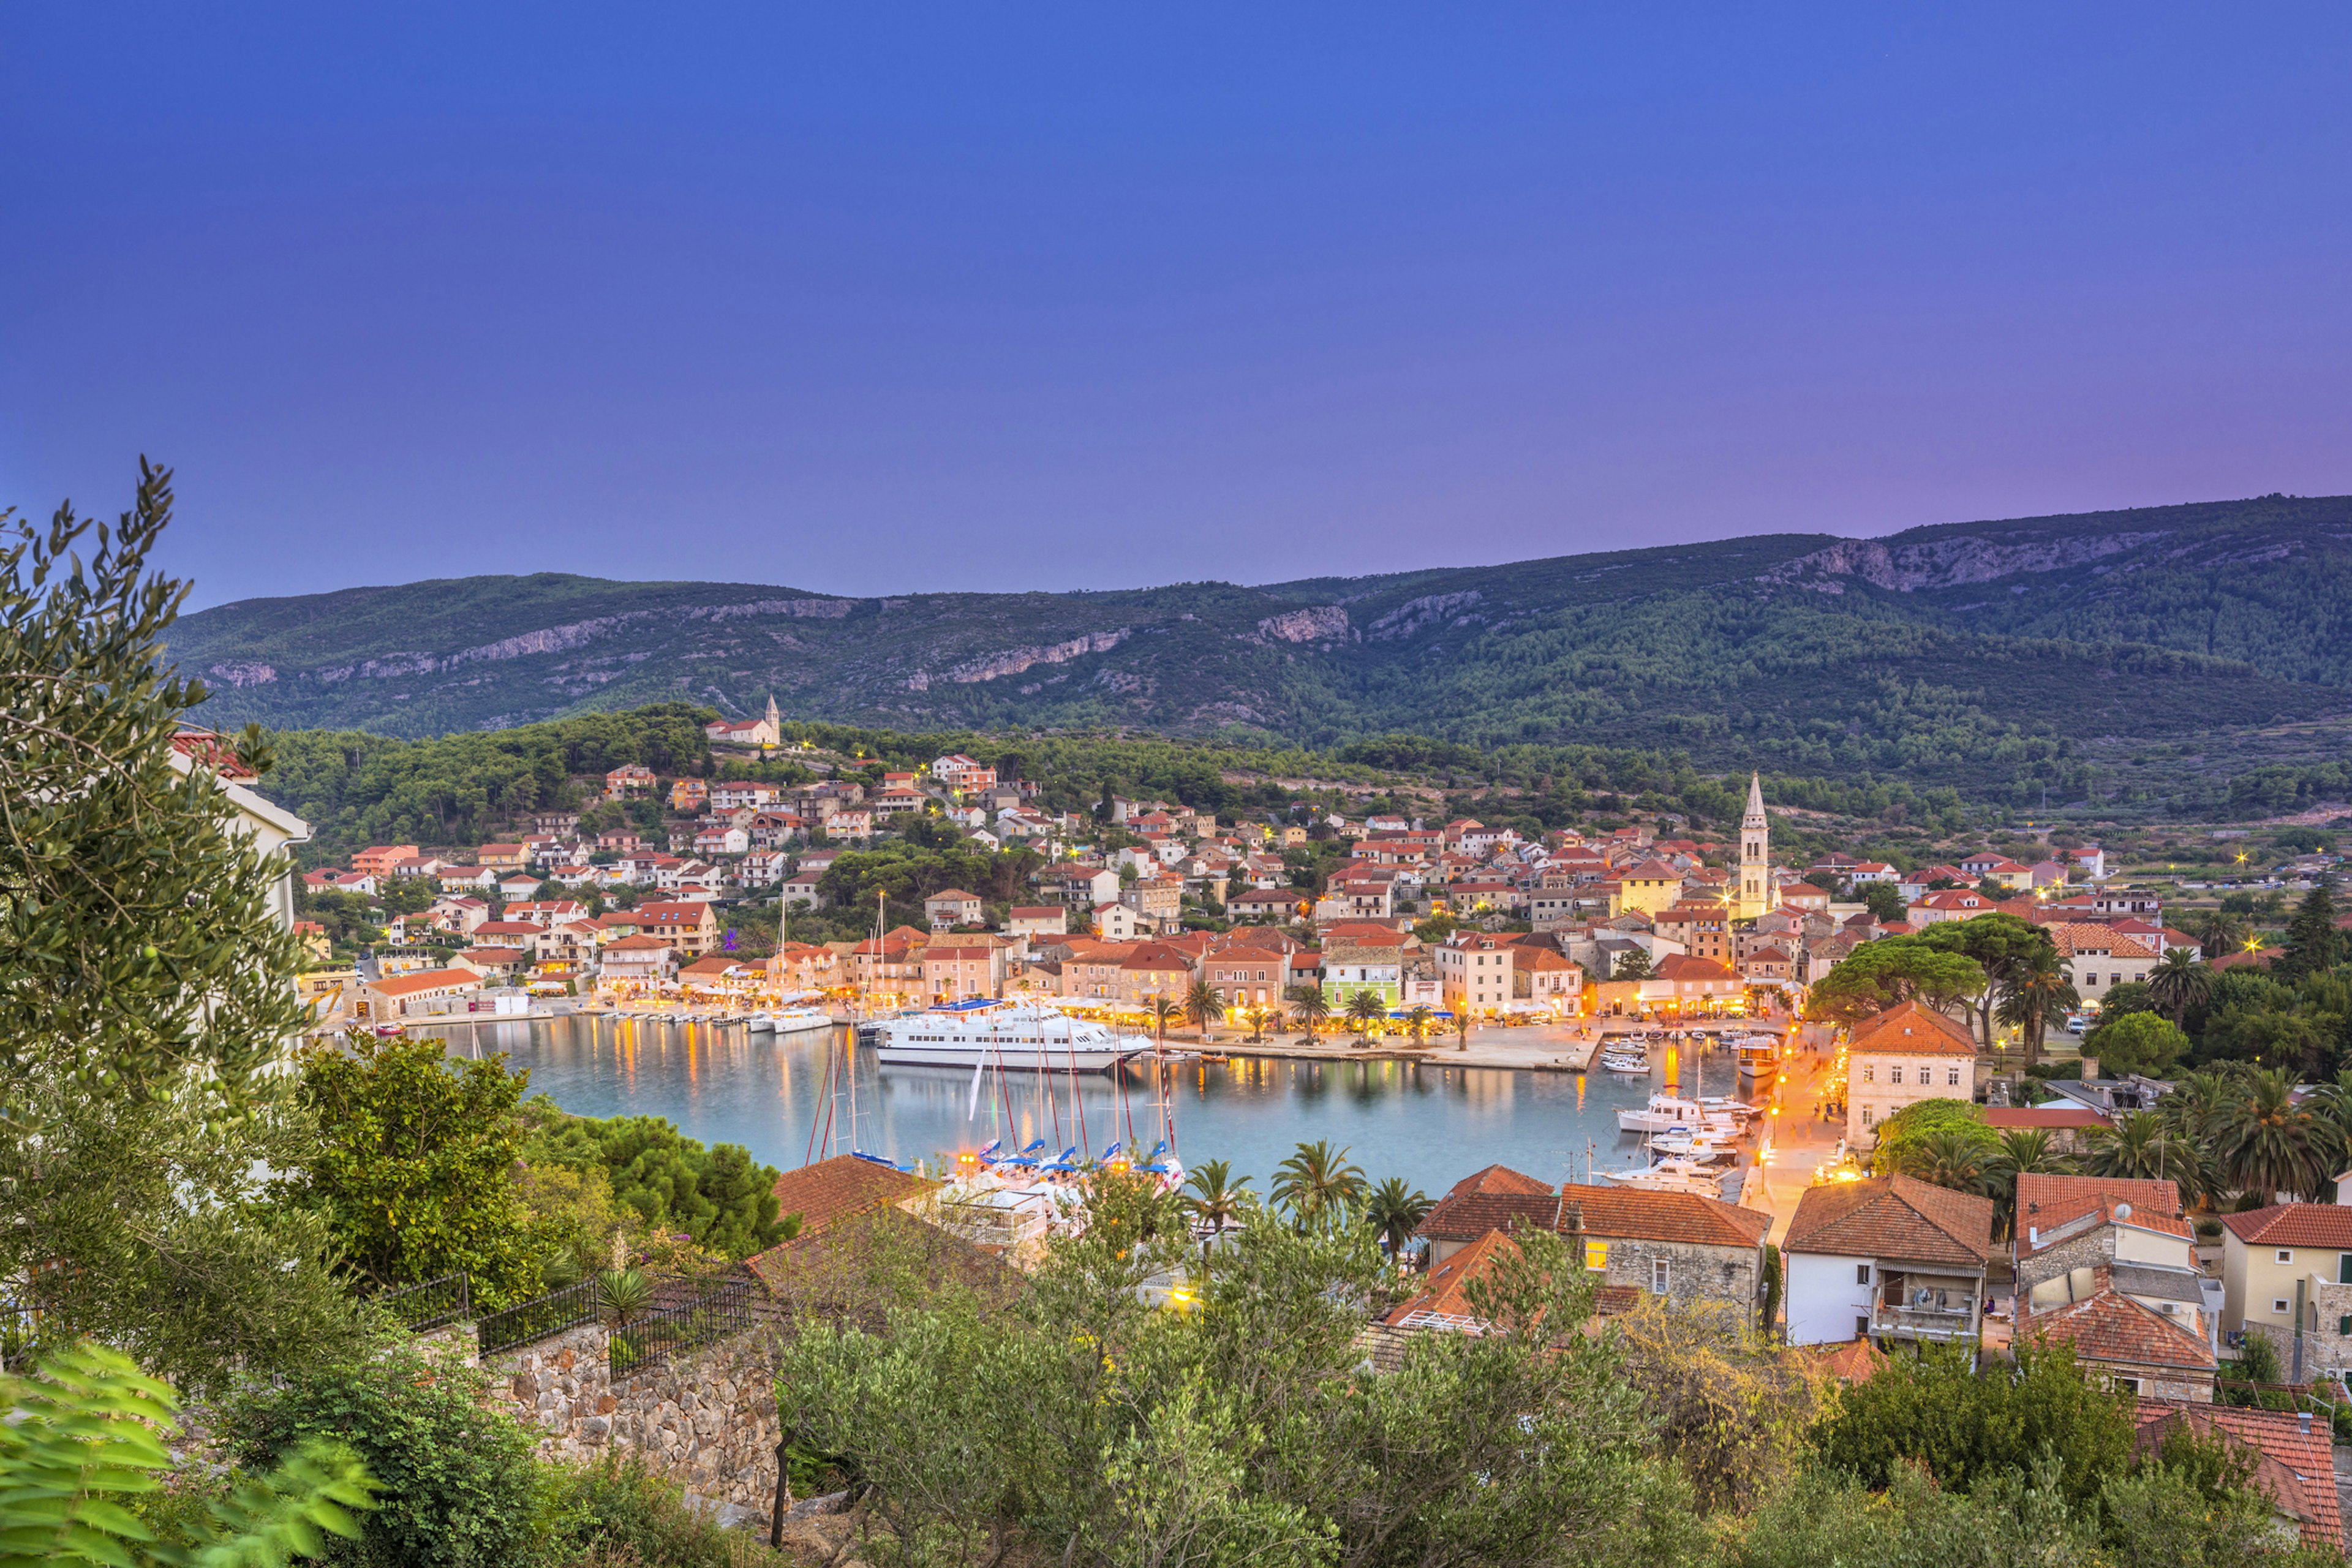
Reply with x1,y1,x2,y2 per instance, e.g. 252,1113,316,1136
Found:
869,1002,1142,1072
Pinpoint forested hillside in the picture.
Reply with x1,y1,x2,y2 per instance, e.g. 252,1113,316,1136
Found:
172,494,2352,807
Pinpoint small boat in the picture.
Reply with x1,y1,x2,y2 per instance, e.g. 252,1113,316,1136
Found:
1598,1049,1649,1077
1617,1093,1739,1134
1599,1158,1726,1197
752,1006,835,1036
371,1021,406,1038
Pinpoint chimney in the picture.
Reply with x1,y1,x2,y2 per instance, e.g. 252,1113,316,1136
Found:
1561,1200,1586,1261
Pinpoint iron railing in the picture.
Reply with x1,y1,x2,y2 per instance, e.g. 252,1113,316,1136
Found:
608,1275,755,1383
377,1271,473,1333
478,1279,598,1357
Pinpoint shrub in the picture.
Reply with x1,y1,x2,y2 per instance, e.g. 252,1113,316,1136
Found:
542,1453,793,1567
219,1336,543,1567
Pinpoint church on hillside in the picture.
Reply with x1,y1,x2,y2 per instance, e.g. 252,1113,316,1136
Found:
705,693,782,749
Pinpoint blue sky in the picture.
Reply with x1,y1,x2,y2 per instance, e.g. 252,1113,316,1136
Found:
4,5,2348,606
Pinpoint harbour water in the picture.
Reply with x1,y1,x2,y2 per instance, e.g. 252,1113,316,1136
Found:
435,1012,1760,1195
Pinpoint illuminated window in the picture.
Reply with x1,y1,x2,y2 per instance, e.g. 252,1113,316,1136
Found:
1585,1240,1609,1270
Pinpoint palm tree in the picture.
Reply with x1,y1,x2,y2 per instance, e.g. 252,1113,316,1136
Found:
1363,1176,1433,1260
1344,990,1387,1047
1987,1128,2070,1238
1898,1129,1998,1196
1996,960,2078,1068
2193,910,2250,962
1184,1158,1251,1290
1453,1009,1471,1052
1183,979,1226,1041
1272,1140,1366,1226
1148,995,1182,1053
1286,984,1331,1042
2211,1066,2340,1202
2148,948,2215,1028
2083,1109,2207,1208
1401,1004,1436,1050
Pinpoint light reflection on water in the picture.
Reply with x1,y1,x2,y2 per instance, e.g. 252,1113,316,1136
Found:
431,1014,1741,1193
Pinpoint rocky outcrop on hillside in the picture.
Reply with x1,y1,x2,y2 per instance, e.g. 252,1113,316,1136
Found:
1758,531,2173,594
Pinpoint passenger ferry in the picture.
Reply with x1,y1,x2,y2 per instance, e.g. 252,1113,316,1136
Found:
869,1000,1144,1072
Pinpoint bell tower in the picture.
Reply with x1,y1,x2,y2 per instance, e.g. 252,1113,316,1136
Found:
1736,771,1774,921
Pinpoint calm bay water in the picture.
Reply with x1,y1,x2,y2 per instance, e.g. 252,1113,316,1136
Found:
434,1013,1751,1194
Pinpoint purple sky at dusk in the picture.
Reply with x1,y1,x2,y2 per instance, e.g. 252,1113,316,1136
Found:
3,5,2348,608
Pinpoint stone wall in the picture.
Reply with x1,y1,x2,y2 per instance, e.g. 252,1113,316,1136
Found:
1594,1238,1761,1316
2015,1227,2116,1294
483,1322,784,1513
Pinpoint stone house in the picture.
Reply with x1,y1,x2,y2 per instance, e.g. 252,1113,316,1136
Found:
2021,1268,2217,1401
1556,1183,1771,1314
924,888,986,929
1417,1166,1561,1267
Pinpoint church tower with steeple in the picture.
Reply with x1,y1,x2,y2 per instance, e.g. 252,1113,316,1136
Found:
1734,771,1775,921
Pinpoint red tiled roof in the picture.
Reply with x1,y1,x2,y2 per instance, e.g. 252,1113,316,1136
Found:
1419,1165,1559,1242
1847,1000,1978,1057
2133,1403,2343,1551
1654,955,1738,982
1384,1229,1520,1324
1813,1338,1888,1383
2026,1284,2215,1373
367,968,481,997
1557,1183,1770,1249
2220,1204,2352,1248
1784,1174,1994,1268
2016,1173,2180,1221
769,1154,941,1237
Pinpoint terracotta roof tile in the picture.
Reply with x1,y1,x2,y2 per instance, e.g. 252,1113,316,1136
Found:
2220,1204,2352,1248
1784,1174,1994,1268
769,1154,940,1237
1557,1183,1771,1249
2025,1285,2216,1373
1847,1000,1979,1057
1419,1165,1559,1242
2133,1403,2343,1551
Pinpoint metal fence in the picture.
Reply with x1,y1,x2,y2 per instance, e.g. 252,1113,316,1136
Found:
608,1275,756,1384
0,1302,43,1372
478,1279,598,1357
376,1272,473,1333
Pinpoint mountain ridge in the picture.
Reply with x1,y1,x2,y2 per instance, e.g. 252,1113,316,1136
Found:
164,494,2352,799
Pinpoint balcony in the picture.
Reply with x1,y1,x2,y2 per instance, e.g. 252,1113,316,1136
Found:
1872,1303,1977,1342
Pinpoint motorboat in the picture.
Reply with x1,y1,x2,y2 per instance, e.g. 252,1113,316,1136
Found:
1616,1093,1740,1134
1596,1159,1725,1197
1598,1049,1649,1077
870,1000,1142,1072
750,1006,835,1036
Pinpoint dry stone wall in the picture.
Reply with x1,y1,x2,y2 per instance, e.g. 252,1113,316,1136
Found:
483,1322,784,1512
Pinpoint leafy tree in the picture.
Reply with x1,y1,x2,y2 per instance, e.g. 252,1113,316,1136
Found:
2098,978,2160,1019
524,1102,789,1262
1611,946,1654,982
2192,910,2253,961
219,1336,541,1568
2278,882,2345,981
0,468,374,1392
1805,938,1983,1024
1811,1341,2133,1506
285,1036,542,1302
1362,1177,1433,1257
2084,1010,2190,1079
1921,913,2053,1047
1869,1098,1999,1177
0,1343,375,1567
1858,881,1908,925
1609,1294,1830,1511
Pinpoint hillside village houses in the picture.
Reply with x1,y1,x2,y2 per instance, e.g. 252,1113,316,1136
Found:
303,744,2176,1065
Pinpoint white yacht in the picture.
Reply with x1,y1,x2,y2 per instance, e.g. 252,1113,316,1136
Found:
870,1001,1143,1072
1616,1093,1739,1134
1597,1159,1726,1198
749,1005,835,1036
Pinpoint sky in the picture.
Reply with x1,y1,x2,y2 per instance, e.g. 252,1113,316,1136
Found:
4,5,2349,609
